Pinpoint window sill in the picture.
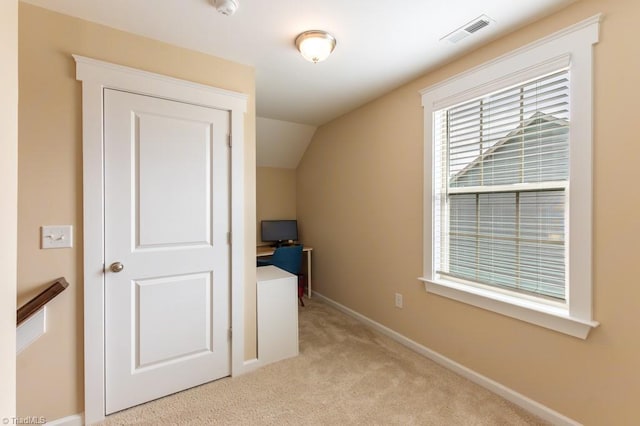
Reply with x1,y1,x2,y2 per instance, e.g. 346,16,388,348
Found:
419,277,599,339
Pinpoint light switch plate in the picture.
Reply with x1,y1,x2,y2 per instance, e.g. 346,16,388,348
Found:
41,225,73,249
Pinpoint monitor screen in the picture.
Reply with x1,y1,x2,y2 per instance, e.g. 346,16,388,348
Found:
261,220,298,245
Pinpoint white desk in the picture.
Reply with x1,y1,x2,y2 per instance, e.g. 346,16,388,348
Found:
256,245,313,298
256,266,298,364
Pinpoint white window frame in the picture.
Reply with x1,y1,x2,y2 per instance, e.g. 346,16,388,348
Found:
419,15,601,339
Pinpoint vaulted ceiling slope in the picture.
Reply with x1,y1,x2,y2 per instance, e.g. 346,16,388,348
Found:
256,118,316,169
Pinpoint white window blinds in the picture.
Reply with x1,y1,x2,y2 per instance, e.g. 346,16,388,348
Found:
433,69,569,301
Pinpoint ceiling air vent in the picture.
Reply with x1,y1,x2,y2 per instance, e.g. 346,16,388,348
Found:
441,15,494,44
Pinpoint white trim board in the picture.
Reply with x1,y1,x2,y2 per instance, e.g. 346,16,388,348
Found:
74,55,248,425
313,292,582,426
16,307,46,354
45,414,83,426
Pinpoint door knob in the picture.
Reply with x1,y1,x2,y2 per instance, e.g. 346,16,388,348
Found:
110,262,124,273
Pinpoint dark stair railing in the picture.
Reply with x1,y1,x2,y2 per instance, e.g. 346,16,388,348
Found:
17,277,69,326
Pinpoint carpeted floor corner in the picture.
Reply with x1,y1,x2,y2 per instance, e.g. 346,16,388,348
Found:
100,298,548,425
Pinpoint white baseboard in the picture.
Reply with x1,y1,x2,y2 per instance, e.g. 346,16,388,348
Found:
45,413,83,426
313,292,581,426
240,358,263,375
16,307,46,354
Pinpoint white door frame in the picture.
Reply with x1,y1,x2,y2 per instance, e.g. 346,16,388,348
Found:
74,55,248,425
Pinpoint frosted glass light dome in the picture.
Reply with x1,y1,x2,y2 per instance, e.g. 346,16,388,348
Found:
295,30,337,63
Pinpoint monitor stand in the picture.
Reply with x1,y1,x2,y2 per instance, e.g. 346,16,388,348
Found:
271,240,295,248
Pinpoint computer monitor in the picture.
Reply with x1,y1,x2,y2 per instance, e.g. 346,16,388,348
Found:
261,220,298,246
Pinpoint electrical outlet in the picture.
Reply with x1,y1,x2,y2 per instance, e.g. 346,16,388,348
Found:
395,293,403,308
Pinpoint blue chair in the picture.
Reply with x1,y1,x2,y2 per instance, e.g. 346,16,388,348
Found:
258,245,305,306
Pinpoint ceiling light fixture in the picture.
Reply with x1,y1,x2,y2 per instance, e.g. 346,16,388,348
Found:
295,30,337,63
212,0,239,16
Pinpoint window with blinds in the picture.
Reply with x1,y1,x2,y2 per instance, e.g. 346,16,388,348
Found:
433,69,569,301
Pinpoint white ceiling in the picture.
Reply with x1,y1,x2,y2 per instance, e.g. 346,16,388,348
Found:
22,0,574,167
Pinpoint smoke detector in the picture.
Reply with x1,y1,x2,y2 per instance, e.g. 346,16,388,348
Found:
441,15,494,43
212,0,239,16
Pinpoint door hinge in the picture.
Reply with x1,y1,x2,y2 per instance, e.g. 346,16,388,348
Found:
228,328,232,340
227,231,232,245
227,134,231,148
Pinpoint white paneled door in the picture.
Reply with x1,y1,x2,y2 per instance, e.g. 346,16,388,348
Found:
104,89,231,414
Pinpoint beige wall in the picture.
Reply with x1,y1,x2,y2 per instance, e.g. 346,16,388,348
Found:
0,0,18,420
256,167,297,245
17,3,256,420
297,0,640,424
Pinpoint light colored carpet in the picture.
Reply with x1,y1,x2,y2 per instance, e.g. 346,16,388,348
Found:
101,298,547,425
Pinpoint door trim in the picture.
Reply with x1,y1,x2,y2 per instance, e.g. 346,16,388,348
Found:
74,55,248,425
